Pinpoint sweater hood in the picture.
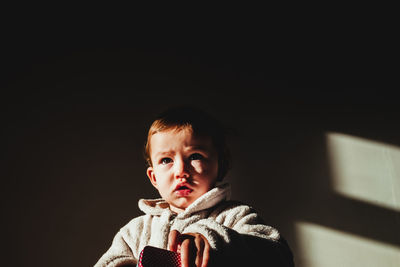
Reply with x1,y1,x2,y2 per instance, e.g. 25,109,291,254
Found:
138,183,231,217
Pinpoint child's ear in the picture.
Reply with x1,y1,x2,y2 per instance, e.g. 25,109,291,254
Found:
146,167,158,188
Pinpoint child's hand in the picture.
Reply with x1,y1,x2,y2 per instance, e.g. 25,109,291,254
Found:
168,230,211,267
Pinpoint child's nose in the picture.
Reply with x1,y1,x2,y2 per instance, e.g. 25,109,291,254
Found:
174,158,189,179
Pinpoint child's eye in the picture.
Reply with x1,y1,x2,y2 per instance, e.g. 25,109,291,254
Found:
189,153,204,160
160,158,173,165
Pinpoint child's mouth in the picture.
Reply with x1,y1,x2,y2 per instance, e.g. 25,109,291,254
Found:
174,184,193,196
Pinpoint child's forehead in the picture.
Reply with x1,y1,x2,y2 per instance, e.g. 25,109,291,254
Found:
150,128,214,149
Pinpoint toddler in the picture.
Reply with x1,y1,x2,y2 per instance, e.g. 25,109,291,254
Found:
95,106,294,267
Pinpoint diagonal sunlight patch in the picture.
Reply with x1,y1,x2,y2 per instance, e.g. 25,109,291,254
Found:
326,132,400,211
295,221,400,267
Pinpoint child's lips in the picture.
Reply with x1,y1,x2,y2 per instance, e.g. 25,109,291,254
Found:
175,188,193,196
174,183,193,196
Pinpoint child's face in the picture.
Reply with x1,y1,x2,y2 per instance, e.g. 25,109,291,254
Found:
146,128,219,214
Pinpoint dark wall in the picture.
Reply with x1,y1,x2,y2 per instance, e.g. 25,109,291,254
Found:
2,16,398,267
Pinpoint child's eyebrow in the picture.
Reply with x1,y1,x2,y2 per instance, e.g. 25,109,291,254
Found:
153,145,212,158
153,151,175,158
186,145,210,151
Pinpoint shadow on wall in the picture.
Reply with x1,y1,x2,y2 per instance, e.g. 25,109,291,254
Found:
4,96,400,267
228,107,400,267
294,133,400,267
3,77,399,267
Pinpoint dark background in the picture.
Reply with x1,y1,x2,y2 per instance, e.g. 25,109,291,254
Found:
2,9,398,267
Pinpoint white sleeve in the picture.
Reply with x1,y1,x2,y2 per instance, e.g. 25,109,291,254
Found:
94,231,137,267
182,202,294,267
183,202,279,248
94,214,150,267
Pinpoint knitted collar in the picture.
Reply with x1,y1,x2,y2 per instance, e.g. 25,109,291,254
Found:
138,183,231,217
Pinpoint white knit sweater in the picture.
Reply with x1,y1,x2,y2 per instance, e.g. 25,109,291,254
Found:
94,183,282,267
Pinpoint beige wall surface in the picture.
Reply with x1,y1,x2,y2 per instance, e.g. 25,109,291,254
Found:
293,133,400,267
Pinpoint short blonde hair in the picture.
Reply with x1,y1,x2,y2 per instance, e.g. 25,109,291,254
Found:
144,106,231,181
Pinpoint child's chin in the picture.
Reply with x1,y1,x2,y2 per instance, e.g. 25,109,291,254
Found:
173,199,194,210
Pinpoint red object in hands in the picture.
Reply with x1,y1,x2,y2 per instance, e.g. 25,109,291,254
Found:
138,246,181,267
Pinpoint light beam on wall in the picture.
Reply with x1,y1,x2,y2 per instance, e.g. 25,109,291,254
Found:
295,221,400,267
294,132,400,267
326,132,400,211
